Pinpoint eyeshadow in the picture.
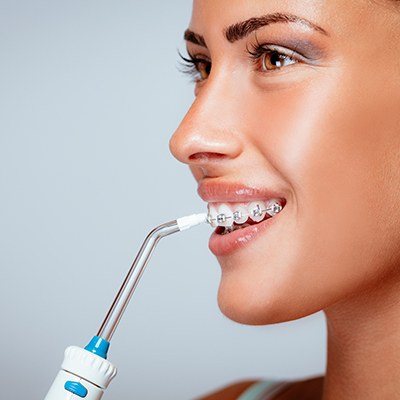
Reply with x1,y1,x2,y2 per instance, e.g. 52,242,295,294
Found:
271,38,327,61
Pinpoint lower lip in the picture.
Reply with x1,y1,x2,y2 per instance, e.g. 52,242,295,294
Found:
208,211,283,257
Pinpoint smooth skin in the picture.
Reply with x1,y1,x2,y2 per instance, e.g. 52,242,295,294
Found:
170,1,400,399
195,377,324,400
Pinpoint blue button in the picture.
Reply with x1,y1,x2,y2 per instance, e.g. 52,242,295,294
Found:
64,381,88,398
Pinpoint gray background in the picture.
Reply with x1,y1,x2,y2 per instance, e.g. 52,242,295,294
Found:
0,1,326,399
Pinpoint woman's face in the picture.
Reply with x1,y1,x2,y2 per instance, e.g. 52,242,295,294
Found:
170,0,400,324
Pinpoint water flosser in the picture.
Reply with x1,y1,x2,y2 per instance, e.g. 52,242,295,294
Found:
44,213,208,400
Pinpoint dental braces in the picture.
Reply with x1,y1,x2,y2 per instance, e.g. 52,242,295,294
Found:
207,201,283,226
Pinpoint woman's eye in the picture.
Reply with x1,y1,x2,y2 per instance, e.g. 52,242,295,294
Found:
195,60,211,80
177,43,300,84
247,41,300,73
259,49,297,71
178,50,211,82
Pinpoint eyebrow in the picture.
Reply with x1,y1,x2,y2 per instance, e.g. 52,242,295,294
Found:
184,12,329,48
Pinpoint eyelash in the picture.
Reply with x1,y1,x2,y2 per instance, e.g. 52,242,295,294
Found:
178,39,301,83
178,50,212,83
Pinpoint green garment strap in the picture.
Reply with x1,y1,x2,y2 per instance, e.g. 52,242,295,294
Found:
237,381,278,400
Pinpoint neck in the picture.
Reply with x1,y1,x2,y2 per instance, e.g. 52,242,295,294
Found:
322,276,400,400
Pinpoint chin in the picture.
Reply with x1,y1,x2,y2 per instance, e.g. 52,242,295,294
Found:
215,258,326,326
218,273,308,325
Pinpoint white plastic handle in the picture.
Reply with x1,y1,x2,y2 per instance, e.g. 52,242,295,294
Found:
44,346,117,400
45,370,104,400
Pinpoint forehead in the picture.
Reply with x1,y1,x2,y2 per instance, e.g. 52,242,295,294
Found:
188,0,394,43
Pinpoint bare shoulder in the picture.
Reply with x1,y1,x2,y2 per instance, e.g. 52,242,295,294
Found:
194,380,258,400
276,376,324,400
194,376,324,400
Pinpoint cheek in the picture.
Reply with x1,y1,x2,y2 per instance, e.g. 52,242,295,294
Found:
273,68,400,271
282,70,400,277
216,71,400,325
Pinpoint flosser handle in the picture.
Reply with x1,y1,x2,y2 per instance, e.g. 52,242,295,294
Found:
44,345,117,400
45,370,104,400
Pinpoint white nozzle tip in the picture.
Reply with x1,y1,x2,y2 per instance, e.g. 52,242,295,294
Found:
177,213,208,231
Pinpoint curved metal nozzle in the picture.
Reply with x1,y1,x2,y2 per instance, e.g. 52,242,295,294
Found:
96,213,207,342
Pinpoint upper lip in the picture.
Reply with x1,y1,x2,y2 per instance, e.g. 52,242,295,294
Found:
197,180,285,203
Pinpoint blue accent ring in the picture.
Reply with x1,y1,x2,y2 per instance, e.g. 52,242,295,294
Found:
84,335,110,359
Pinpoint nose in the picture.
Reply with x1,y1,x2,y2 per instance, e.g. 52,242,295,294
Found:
169,80,243,174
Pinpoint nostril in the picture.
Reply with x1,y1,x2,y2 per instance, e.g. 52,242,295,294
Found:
189,152,228,162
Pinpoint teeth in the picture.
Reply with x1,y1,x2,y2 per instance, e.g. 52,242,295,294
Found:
217,205,234,227
232,206,249,224
248,201,266,222
221,226,234,235
208,205,219,228
207,199,284,228
265,199,283,216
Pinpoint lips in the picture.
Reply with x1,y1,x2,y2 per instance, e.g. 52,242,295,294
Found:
198,181,284,203
198,181,287,256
